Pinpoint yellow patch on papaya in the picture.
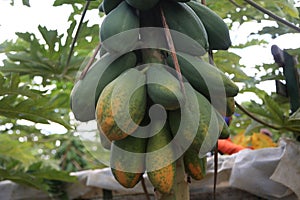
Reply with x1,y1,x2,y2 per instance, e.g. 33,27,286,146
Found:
147,163,175,194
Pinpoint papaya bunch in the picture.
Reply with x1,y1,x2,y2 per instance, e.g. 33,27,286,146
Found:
70,0,239,194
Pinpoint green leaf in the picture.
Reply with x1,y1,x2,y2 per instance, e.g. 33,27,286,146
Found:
38,26,61,53
30,166,77,182
53,0,83,6
0,135,36,166
263,94,285,124
289,108,300,120
0,97,71,129
0,168,48,191
274,0,299,18
213,51,250,82
22,0,30,7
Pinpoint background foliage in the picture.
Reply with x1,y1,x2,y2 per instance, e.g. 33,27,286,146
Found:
0,0,300,198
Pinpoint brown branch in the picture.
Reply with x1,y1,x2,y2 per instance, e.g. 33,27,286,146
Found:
236,102,300,133
79,41,102,80
229,0,242,8
244,0,300,33
235,102,281,130
160,6,186,98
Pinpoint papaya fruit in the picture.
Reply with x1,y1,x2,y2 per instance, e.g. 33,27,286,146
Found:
70,52,136,122
166,52,239,98
126,0,160,10
187,1,231,50
98,124,112,150
183,149,207,180
110,132,147,188
96,68,147,141
146,122,176,194
102,0,123,14
160,0,209,55
100,2,139,53
226,97,235,117
94,52,137,106
215,110,230,139
99,46,108,58
146,65,183,110
169,83,219,155
212,96,235,117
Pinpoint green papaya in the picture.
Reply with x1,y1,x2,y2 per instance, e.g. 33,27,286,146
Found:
166,52,239,98
226,97,235,117
215,110,230,139
102,0,123,14
126,0,160,10
187,1,231,50
96,68,147,141
212,96,235,117
100,2,139,53
94,52,137,106
169,83,219,155
146,122,176,194
160,0,209,55
146,65,183,110
70,52,136,122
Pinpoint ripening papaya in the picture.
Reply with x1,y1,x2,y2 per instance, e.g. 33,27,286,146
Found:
96,68,147,141
110,133,147,188
146,122,176,194
169,83,219,154
183,149,207,180
70,52,136,122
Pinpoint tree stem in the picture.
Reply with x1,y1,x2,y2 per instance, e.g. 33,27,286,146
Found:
235,102,281,129
243,0,300,33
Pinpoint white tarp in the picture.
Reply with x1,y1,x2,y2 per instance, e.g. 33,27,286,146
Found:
0,138,299,200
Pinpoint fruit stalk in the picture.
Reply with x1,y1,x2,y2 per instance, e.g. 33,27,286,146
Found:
159,6,186,98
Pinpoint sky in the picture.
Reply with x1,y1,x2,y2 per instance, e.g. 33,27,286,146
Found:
1,0,300,104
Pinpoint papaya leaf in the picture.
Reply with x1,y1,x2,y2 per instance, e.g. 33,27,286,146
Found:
22,0,30,7
0,97,71,129
53,0,100,10
38,26,62,55
213,51,250,81
263,94,285,124
29,166,77,182
0,135,36,166
0,168,48,191
274,0,299,18
289,108,300,120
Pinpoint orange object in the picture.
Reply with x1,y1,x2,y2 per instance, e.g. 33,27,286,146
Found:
218,138,246,155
